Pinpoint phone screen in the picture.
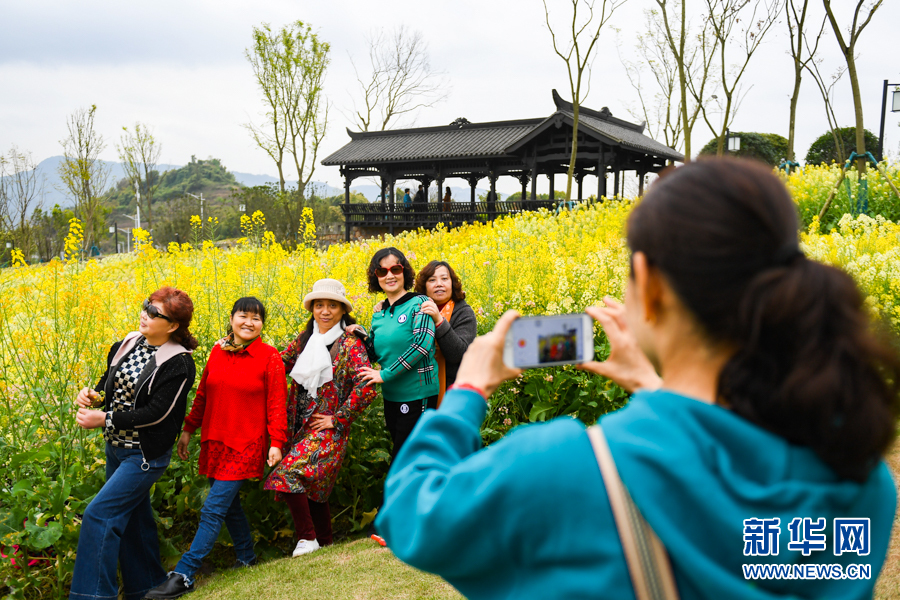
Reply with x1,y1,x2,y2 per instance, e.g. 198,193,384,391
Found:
507,314,591,368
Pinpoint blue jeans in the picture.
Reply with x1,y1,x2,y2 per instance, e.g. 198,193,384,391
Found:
69,445,171,600
174,478,255,581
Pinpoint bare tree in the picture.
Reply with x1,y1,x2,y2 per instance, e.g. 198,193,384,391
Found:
245,21,330,198
804,51,846,160
543,0,630,201
0,146,44,253
822,0,883,175
351,26,448,131
703,0,783,156
58,105,110,251
619,9,685,151
117,123,161,231
652,0,719,161
785,0,826,161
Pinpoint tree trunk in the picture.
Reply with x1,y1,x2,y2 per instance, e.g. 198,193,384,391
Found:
566,104,579,201
787,60,802,161
846,54,867,175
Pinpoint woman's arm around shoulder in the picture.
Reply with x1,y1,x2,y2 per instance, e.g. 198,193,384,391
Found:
434,301,477,364
112,352,197,431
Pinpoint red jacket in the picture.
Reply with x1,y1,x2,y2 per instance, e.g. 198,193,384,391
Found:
183,338,288,452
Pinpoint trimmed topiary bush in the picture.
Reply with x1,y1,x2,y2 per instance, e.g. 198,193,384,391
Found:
804,127,880,165
699,132,789,166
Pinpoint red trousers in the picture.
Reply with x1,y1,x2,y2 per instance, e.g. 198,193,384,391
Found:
284,493,333,546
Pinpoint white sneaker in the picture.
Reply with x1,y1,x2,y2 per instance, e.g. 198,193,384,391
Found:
292,538,320,557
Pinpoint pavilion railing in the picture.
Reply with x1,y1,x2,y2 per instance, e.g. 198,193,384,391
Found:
340,200,558,229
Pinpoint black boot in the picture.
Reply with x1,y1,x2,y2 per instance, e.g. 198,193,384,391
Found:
144,572,194,599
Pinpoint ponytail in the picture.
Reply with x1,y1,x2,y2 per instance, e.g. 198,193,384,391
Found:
720,257,900,481
628,158,900,482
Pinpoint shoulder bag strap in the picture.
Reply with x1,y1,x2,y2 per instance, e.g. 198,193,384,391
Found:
586,425,680,600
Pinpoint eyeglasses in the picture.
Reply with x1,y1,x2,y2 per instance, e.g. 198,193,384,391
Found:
375,264,404,278
142,299,173,322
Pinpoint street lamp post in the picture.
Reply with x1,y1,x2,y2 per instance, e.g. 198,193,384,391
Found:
725,129,741,153
877,79,900,160
109,224,118,253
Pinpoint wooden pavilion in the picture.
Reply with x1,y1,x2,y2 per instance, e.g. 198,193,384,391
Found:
322,90,683,241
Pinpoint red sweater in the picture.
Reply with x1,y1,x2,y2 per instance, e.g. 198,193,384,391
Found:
184,338,288,459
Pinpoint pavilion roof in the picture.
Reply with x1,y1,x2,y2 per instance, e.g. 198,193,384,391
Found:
321,91,683,167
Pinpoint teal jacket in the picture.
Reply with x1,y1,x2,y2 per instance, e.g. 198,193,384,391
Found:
367,293,438,403
376,388,896,599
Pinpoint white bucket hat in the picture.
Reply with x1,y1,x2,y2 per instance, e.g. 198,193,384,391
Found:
302,278,353,313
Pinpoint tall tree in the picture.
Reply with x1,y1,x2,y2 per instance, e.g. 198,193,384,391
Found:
0,146,44,254
703,0,783,156
652,0,718,161
543,0,629,201
245,20,330,203
58,105,110,251
116,123,161,231
785,0,826,161
350,25,448,132
822,0,883,175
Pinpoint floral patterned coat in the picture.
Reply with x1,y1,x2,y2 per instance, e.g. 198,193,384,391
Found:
263,331,376,502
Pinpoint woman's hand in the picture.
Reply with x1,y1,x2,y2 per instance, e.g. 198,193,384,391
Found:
420,299,443,325
76,408,106,429
76,387,99,408
454,311,523,398
373,300,384,313
177,431,192,461
577,296,662,393
309,413,335,432
345,324,365,338
359,367,384,385
267,446,283,467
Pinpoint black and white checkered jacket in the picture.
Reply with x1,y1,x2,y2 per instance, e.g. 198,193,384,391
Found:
94,332,197,462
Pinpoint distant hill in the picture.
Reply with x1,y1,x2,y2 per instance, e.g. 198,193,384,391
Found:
10,156,506,215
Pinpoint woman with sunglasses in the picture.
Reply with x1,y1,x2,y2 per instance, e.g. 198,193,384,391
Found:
71,287,197,600
144,297,287,599
352,247,438,461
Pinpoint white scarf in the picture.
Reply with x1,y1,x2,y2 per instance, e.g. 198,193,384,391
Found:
289,321,345,398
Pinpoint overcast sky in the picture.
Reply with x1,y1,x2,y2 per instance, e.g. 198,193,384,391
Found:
1,0,898,196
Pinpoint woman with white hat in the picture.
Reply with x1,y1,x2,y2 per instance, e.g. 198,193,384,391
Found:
264,279,376,558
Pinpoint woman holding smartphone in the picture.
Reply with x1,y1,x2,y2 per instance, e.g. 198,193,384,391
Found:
375,159,899,599
71,287,197,600
353,247,438,460
144,297,287,599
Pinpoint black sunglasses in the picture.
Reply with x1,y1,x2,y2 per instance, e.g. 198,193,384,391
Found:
142,299,173,322
375,264,404,278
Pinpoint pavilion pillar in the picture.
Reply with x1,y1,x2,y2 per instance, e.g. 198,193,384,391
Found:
638,171,645,197
577,173,583,202
344,173,352,242
518,173,529,207
488,170,497,218
597,144,606,202
614,170,620,199
437,175,444,223
530,148,538,210
467,175,480,224
422,176,432,227
548,172,555,202
388,174,396,235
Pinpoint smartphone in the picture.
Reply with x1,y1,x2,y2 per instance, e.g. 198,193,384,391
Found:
503,313,594,369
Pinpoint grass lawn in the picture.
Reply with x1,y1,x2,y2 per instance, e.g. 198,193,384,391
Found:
190,538,462,600
190,444,900,600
